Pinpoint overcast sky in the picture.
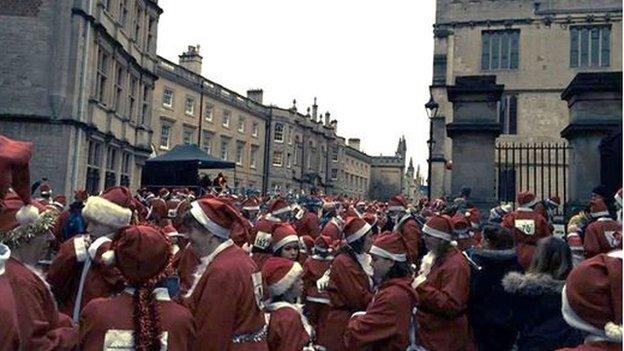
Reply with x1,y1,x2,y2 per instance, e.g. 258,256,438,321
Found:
157,1,436,178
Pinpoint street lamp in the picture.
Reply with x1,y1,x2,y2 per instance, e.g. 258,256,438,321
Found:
424,93,439,200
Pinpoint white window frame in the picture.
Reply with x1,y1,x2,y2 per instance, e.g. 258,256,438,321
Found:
202,131,212,155
237,116,245,133
274,123,284,143
162,88,174,108
184,96,195,116
160,123,171,150
236,142,244,165
220,138,229,160
272,151,283,167
250,146,258,169
205,103,214,122
182,128,194,145
252,122,259,137
223,110,231,128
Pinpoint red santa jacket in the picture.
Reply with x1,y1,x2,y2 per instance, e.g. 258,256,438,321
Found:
302,255,332,334
394,214,421,264
345,277,418,351
47,235,125,317
558,341,622,351
266,302,313,351
296,211,321,239
79,288,195,351
0,254,20,351
321,218,343,244
583,218,622,259
6,258,77,350
319,251,374,351
232,219,253,248
416,249,471,351
172,243,201,296
502,208,552,269
184,240,268,351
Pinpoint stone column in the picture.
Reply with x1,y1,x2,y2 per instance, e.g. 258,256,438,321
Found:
429,115,447,199
561,72,622,216
446,76,504,212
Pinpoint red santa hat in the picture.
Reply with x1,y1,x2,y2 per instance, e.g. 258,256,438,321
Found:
146,198,167,220
162,224,184,238
50,195,66,211
0,135,41,226
313,235,332,253
74,189,88,203
423,215,456,243
356,199,366,207
545,195,561,208
562,251,622,342
268,197,291,216
322,197,336,210
362,212,378,227
82,186,133,229
189,198,244,239
388,194,408,212
262,256,303,297
343,216,371,244
517,191,539,208
451,213,471,239
39,182,52,196
590,198,611,218
466,208,481,229
271,223,299,253
369,231,407,262
299,235,314,255
241,197,261,211
158,188,170,198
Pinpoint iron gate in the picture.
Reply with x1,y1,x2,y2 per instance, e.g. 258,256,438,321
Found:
495,142,571,216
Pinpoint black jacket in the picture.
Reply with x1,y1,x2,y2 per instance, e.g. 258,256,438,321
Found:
502,272,583,351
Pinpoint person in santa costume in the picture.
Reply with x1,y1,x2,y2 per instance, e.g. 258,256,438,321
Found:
302,235,333,338
0,135,77,350
583,198,622,259
263,256,318,351
271,222,300,261
615,189,622,224
452,211,478,251
36,181,53,206
182,197,268,350
386,194,421,265
412,214,471,351
320,201,345,245
559,250,622,351
295,196,322,239
47,186,134,320
344,231,418,350
79,225,194,350
0,243,20,350
298,235,314,265
318,216,374,351
502,191,552,269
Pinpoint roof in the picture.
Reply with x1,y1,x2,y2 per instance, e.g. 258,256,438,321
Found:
146,144,235,169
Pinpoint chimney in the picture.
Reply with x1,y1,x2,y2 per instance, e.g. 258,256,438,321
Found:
348,138,360,151
247,89,263,104
330,119,337,133
324,111,331,126
179,45,202,75
312,97,318,121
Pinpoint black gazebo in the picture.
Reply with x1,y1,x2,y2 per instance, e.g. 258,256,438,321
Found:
141,144,235,190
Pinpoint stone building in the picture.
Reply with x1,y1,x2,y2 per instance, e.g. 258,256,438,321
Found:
429,0,622,203
0,0,162,196
152,46,269,193
369,137,407,201
403,158,424,203
342,138,372,200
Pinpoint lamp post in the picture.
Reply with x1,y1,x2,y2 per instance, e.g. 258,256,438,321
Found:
425,93,439,200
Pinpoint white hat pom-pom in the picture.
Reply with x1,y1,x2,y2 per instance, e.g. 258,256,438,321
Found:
100,250,116,266
605,322,623,342
15,204,40,225
450,240,458,247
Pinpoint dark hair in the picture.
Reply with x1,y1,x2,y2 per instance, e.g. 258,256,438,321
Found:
348,233,369,254
483,225,515,250
385,260,413,280
181,210,204,233
528,236,573,280
273,243,299,260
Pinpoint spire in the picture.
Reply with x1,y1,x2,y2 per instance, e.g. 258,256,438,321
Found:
408,157,414,170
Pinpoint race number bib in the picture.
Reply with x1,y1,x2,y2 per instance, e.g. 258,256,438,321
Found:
254,231,272,250
604,231,621,248
251,272,265,310
515,219,536,235
104,330,168,350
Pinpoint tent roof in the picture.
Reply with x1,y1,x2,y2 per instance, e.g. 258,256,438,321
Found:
146,144,235,169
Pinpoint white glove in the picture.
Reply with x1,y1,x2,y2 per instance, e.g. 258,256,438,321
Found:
411,274,428,289
316,269,331,292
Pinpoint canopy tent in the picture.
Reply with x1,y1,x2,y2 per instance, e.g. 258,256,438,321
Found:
141,144,235,189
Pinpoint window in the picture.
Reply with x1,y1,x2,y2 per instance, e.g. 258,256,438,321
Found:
482,30,519,70
185,97,195,116
272,151,283,167
220,138,229,160
286,153,291,168
133,3,143,42
105,147,118,189
236,142,244,165
128,75,138,121
120,153,131,187
274,123,284,143
288,126,293,145
160,124,171,149
162,88,174,108
140,84,150,125
204,104,214,121
104,0,113,12
252,122,259,137
222,110,231,128
118,0,128,27
293,147,299,166
570,26,610,68
498,94,518,135
95,47,109,104
201,131,212,154
331,168,338,180
146,17,155,53
332,147,339,162
237,116,245,133
86,140,102,194
250,146,258,169
183,128,194,145
113,64,125,113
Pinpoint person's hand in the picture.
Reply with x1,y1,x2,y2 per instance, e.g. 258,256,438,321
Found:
412,274,427,289
316,270,331,291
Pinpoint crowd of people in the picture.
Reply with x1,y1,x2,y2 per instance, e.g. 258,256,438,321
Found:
0,134,622,351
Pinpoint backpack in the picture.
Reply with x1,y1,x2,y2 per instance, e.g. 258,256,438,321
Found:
62,204,87,242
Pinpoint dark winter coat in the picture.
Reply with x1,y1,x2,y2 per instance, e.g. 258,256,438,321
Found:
502,272,583,351
467,248,523,351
